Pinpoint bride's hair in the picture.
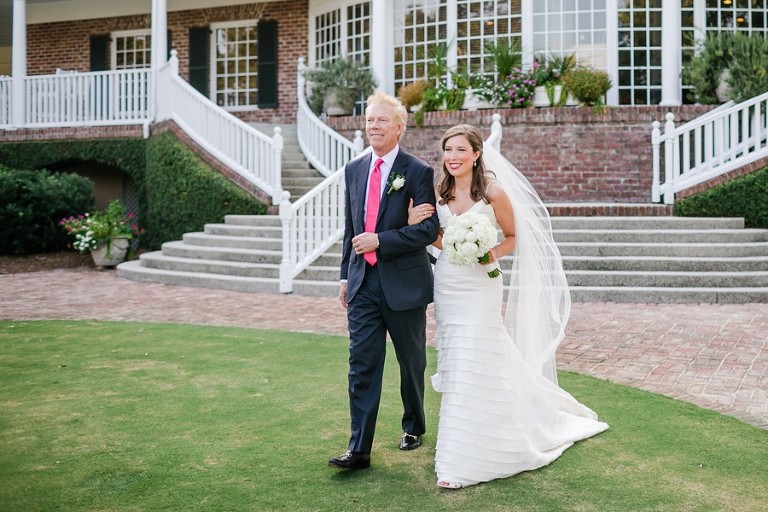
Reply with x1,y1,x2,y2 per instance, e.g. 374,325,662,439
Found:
438,124,491,204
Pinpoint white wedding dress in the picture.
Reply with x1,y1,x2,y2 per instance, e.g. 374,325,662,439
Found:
432,200,609,487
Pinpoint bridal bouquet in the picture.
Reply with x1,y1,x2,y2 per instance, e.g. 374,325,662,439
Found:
442,211,501,278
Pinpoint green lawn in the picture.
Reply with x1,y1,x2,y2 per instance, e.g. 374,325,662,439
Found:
0,320,766,512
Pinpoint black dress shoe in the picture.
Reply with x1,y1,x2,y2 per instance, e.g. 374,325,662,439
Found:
399,433,422,451
328,450,371,470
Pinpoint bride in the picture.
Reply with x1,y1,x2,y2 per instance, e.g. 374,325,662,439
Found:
409,124,608,489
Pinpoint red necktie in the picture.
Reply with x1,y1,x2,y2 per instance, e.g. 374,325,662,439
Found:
364,158,384,265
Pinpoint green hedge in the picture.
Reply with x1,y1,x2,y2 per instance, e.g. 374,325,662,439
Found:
0,133,267,254
144,132,267,249
675,167,768,228
0,165,94,254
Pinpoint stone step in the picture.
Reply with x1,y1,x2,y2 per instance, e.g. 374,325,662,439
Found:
182,232,283,251
562,255,768,272
566,270,768,288
162,240,282,264
553,229,768,244
568,286,768,304
139,251,279,278
557,242,768,258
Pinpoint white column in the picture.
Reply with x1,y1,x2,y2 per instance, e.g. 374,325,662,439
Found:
520,0,534,70
660,0,681,106
11,0,27,127
370,0,391,93
605,0,619,106
152,0,168,70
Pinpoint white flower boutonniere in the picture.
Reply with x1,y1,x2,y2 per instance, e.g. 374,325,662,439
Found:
387,173,406,195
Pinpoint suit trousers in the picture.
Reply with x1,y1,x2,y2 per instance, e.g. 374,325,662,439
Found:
345,264,428,454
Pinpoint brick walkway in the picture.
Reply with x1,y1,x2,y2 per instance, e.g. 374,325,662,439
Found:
1,267,766,429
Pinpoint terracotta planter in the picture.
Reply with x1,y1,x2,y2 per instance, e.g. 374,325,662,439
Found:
90,237,130,267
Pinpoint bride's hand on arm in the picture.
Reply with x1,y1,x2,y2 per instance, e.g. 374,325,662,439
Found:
407,198,442,249
407,198,435,225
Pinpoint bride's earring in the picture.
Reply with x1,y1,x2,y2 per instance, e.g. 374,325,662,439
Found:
473,160,477,167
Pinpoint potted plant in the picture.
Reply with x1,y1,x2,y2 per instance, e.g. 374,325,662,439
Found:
532,52,577,107
397,79,430,112
59,199,143,267
472,40,524,107
683,31,768,104
303,58,377,116
561,66,612,112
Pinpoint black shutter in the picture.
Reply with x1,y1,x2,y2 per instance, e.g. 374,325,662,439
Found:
167,29,173,59
90,35,110,71
257,19,278,108
188,26,210,98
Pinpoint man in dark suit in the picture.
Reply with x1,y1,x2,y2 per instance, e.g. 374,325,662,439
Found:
330,90,439,470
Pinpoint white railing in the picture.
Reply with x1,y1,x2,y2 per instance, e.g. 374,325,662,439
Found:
24,68,152,127
652,91,768,204
0,76,10,127
277,57,368,292
156,50,284,205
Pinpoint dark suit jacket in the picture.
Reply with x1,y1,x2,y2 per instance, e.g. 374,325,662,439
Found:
340,149,439,311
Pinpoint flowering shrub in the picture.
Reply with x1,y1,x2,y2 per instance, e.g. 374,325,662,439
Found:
59,200,143,253
505,67,538,108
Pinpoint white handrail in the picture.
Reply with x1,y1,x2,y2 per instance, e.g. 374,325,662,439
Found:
278,57,368,292
23,69,152,127
156,51,284,205
652,91,768,204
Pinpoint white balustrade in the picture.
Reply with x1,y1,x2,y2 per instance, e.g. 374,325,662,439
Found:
156,51,284,205
23,69,152,127
652,92,768,204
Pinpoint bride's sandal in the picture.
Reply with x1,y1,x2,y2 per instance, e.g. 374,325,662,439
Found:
437,480,463,489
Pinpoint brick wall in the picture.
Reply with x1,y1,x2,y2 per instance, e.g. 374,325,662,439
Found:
327,105,716,203
25,1,308,124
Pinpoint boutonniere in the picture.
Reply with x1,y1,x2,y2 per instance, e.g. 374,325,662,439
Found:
387,173,406,194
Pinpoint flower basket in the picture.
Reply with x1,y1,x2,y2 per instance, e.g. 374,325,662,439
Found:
90,236,130,267
59,200,143,266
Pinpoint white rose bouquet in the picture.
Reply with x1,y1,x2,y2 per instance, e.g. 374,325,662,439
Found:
442,211,501,278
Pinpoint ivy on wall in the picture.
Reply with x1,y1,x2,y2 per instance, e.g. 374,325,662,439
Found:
0,133,267,253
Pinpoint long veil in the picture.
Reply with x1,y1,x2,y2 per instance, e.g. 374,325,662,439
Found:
483,144,571,384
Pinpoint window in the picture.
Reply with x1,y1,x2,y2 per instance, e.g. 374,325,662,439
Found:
456,0,522,78
112,30,152,70
315,9,343,65
532,0,608,69
616,0,663,105
705,0,768,33
393,0,448,89
212,21,259,109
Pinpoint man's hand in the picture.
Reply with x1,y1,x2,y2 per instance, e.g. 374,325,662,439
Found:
352,232,379,255
339,282,349,309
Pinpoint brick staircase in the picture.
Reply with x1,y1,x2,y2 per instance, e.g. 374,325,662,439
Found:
117,210,768,303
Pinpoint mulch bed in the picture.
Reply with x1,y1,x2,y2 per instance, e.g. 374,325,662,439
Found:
0,251,95,274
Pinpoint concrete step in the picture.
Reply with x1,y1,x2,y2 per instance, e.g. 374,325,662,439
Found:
183,232,283,251
569,286,768,304
162,240,282,264
566,270,768,288
118,214,768,303
117,259,281,294
139,251,280,278
562,255,768,272
553,229,768,244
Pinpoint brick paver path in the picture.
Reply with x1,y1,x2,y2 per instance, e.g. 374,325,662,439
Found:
1,268,766,429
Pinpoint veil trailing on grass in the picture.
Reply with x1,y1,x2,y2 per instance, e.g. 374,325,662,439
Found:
484,144,571,384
